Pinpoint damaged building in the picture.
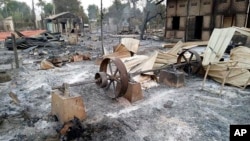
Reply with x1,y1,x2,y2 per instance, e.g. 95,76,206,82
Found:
1,0,250,140
165,0,250,41
44,12,82,33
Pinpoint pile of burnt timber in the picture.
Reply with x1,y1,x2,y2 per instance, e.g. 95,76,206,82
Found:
4,30,63,50
202,27,250,93
40,52,91,70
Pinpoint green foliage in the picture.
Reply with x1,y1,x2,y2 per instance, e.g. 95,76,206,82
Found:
43,3,53,16
0,0,33,30
52,0,88,23
36,0,46,7
79,6,89,23
53,0,81,14
0,0,10,7
36,0,53,16
0,13,3,20
2,0,31,18
87,4,99,20
106,0,127,24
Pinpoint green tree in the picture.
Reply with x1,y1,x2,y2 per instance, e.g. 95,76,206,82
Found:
37,0,53,16
0,0,33,29
43,3,53,16
53,0,81,14
79,6,88,24
0,0,10,8
106,0,126,23
87,4,99,20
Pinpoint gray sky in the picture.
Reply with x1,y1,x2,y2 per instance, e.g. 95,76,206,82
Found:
17,0,113,14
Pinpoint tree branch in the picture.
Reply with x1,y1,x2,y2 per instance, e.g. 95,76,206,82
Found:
155,0,164,5
147,12,165,22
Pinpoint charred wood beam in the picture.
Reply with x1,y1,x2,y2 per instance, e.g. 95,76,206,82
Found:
11,33,19,68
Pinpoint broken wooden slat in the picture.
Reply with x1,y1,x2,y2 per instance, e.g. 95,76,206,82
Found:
153,41,183,69
129,51,158,75
153,63,166,68
121,38,140,53
9,92,20,105
122,55,148,72
202,27,236,66
103,43,131,59
40,59,54,70
204,62,250,87
230,46,250,68
167,41,183,55
162,41,208,49
162,43,175,48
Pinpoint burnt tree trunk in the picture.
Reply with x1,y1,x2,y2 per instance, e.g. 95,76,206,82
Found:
140,11,150,40
140,11,164,40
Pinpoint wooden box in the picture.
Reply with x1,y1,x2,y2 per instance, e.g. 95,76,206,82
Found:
123,82,143,103
51,90,87,124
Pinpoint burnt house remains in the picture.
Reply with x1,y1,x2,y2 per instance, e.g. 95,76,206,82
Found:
165,0,250,41
44,12,81,33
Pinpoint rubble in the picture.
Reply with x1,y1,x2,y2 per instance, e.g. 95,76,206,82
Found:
162,41,208,49
8,91,20,105
71,52,91,62
58,117,84,141
103,43,132,58
68,33,78,45
121,38,140,54
230,46,250,68
0,71,11,83
0,27,250,141
4,30,64,50
154,41,183,68
40,59,55,70
202,27,250,93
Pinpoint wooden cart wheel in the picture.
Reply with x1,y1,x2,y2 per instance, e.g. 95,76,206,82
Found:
99,57,129,98
176,49,202,75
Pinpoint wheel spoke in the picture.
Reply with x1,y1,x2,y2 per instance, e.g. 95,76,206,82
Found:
108,61,113,75
113,68,118,76
189,53,194,62
183,55,188,62
112,81,116,93
106,80,112,90
99,57,129,98
113,77,121,81
188,66,192,74
176,50,201,75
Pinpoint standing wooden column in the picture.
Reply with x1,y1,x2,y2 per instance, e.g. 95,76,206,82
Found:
11,33,19,69
101,0,104,55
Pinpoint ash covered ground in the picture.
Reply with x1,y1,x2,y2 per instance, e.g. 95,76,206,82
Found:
0,33,250,141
